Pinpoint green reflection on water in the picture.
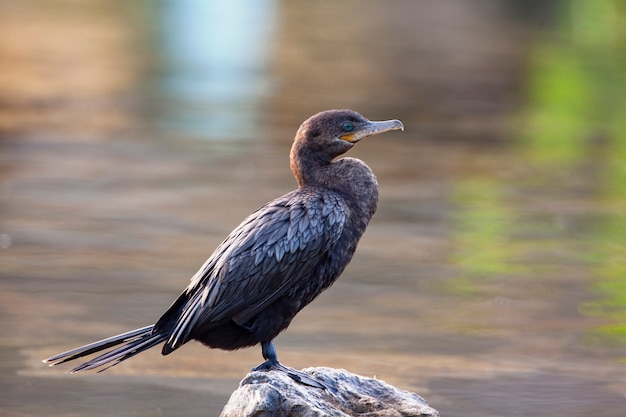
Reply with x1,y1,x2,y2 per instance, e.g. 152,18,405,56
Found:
559,0,626,350
520,43,591,166
447,179,523,296
519,0,626,167
530,0,626,350
448,0,626,351
581,110,626,349
528,0,626,349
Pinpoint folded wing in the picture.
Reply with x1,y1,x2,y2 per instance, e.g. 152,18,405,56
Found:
154,188,349,353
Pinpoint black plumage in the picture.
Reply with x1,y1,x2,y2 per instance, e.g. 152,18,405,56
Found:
44,109,404,387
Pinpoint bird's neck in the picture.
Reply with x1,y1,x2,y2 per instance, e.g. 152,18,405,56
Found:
290,140,378,218
291,157,327,189
291,152,378,216
290,141,329,188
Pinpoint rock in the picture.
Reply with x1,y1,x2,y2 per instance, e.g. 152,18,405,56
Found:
220,367,439,417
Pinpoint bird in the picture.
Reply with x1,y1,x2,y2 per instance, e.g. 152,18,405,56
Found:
43,109,404,389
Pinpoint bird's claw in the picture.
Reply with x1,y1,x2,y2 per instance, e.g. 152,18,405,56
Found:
252,360,336,393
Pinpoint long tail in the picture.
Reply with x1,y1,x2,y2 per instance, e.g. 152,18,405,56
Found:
43,325,168,373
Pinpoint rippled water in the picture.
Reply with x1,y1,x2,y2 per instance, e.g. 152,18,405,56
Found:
1,1,625,416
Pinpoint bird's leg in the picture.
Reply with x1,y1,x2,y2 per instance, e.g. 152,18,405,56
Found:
252,341,334,392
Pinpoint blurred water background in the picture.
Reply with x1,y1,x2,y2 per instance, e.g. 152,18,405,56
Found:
1,1,625,416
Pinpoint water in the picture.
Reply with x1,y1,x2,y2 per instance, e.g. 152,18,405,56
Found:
1,1,625,416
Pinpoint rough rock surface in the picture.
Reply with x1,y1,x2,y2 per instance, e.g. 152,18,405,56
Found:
220,367,439,417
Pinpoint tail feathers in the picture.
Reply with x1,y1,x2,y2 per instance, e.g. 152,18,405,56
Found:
43,325,168,373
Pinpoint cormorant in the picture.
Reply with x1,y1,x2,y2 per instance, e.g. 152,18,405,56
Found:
44,109,404,389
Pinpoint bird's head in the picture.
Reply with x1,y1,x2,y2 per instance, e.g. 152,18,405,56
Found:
293,109,404,160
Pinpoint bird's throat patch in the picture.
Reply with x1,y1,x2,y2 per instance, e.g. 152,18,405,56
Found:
340,133,357,143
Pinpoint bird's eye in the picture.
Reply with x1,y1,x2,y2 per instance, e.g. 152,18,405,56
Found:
342,122,354,132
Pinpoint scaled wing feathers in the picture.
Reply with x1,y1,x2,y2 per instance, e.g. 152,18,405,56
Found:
160,189,348,352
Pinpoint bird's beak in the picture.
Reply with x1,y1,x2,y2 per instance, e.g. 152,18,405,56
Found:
340,119,404,143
